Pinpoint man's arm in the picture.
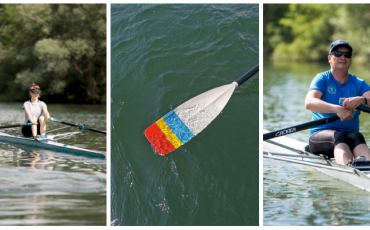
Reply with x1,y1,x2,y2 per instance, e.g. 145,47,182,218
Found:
305,89,353,121
363,91,370,106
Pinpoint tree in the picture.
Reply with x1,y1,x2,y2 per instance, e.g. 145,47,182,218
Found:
264,4,370,63
0,4,106,103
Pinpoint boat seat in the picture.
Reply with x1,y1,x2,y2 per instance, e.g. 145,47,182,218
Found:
304,144,336,162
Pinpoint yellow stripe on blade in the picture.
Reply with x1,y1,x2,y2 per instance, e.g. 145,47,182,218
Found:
155,118,183,148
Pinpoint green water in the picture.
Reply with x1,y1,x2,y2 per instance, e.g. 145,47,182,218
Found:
263,61,370,226
111,4,259,226
0,103,106,226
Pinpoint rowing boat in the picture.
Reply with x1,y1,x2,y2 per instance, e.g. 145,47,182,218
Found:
263,130,370,192
0,120,106,159
0,131,106,159
0,132,106,158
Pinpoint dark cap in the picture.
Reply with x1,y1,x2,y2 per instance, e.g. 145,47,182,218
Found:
329,40,353,55
29,86,41,93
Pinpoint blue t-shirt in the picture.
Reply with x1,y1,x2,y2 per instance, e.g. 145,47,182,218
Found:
309,70,370,136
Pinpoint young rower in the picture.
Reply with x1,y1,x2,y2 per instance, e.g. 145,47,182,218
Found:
22,83,53,141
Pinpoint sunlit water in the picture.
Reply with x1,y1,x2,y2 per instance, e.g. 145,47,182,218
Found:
111,4,259,226
0,103,106,226
263,61,370,226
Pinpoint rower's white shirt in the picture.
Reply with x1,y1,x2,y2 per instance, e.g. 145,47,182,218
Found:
23,100,46,123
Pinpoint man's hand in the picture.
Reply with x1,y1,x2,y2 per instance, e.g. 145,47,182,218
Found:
336,106,354,121
340,97,363,111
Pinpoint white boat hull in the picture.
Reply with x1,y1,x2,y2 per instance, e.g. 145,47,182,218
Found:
263,130,370,192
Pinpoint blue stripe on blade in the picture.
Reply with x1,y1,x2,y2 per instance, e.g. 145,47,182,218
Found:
163,110,194,144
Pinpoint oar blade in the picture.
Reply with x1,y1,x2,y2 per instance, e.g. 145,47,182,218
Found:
145,111,194,155
145,82,237,155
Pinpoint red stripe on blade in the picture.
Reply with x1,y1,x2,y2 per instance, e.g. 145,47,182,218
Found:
145,123,175,155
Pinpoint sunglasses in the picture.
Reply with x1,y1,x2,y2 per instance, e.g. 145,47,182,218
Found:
29,86,40,90
331,51,352,58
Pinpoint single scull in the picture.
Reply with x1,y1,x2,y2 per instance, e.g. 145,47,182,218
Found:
263,130,370,192
0,120,106,159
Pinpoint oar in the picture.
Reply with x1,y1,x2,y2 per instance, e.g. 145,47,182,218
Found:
357,105,370,113
49,118,106,135
0,123,35,129
145,64,259,155
265,99,370,141
263,115,340,140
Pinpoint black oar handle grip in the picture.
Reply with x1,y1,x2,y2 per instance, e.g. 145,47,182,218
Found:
263,115,340,140
235,63,259,86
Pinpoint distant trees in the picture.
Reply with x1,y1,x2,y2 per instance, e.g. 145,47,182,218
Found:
264,4,370,63
0,4,106,103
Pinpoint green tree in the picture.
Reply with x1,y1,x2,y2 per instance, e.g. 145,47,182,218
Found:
273,4,335,62
331,4,370,63
0,4,106,103
264,4,370,63
263,4,290,58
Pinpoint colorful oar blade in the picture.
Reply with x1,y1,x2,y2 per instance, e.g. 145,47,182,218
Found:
145,82,238,155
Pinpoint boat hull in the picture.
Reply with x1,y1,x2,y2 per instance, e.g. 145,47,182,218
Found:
263,131,370,192
0,132,105,159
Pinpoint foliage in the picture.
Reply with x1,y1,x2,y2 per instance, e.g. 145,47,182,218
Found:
264,4,370,63
0,4,106,103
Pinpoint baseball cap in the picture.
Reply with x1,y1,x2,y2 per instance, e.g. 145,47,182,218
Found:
29,86,41,93
329,40,353,55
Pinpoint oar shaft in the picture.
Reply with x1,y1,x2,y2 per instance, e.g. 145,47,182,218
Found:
0,123,34,129
235,63,259,86
263,115,340,140
83,127,106,134
50,119,106,135
354,104,370,113
60,121,107,135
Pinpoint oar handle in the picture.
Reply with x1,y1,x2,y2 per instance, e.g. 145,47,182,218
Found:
235,63,259,86
339,99,370,113
50,118,106,135
0,123,35,129
263,115,340,140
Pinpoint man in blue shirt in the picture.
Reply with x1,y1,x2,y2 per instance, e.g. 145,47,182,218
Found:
305,40,370,165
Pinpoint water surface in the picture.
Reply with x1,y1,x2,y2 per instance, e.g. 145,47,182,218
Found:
0,103,106,226
111,4,259,226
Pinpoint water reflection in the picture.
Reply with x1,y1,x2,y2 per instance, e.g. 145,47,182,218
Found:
18,150,56,170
